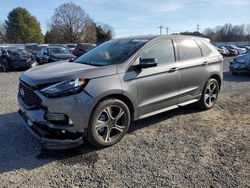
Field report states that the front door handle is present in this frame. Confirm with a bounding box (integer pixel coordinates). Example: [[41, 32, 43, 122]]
[[169, 67, 179, 72]]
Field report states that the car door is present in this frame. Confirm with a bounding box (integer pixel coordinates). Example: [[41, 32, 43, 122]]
[[40, 48, 49, 64], [174, 39, 210, 104], [134, 39, 181, 117]]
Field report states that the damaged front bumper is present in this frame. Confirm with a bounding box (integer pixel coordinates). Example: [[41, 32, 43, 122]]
[[18, 108, 84, 150]]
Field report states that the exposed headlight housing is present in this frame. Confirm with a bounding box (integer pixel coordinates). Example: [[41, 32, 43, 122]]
[[41, 78, 87, 97]]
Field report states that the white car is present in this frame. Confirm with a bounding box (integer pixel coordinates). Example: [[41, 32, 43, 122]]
[[227, 45, 247, 54]]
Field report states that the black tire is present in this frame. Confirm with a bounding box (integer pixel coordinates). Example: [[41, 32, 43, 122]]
[[87, 98, 131, 147], [197, 78, 220, 110], [1, 58, 10, 72]]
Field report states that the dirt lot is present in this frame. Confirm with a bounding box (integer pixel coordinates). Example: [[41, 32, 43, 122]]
[[0, 57, 249, 188]]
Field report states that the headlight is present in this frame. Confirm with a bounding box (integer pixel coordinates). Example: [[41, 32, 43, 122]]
[[41, 78, 87, 97]]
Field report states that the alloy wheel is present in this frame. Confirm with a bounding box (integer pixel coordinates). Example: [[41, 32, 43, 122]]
[[95, 105, 127, 143], [204, 81, 218, 107]]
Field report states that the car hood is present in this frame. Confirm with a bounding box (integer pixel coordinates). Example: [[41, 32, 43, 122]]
[[51, 53, 76, 60], [20, 61, 117, 86], [234, 53, 250, 63]]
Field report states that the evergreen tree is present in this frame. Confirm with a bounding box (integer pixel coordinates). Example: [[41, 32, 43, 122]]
[[5, 7, 44, 43]]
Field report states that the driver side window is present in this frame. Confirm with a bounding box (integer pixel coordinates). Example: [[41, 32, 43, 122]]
[[141, 39, 175, 64]]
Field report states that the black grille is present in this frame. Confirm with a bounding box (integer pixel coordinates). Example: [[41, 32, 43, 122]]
[[19, 82, 42, 108]]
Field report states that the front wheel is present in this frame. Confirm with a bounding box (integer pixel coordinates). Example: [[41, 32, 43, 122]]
[[198, 78, 220, 110], [87, 99, 131, 147]]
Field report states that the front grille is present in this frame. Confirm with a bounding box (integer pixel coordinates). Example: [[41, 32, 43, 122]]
[[19, 82, 42, 108]]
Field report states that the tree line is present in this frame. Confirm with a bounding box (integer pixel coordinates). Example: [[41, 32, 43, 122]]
[[0, 2, 113, 44], [203, 24, 250, 42], [173, 24, 250, 42]]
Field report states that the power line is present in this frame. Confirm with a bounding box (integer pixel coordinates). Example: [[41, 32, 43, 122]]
[[158, 25, 164, 35], [166, 27, 170, 35], [196, 24, 201, 32]]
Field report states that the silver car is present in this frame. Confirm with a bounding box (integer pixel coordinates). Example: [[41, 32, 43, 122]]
[[18, 35, 223, 149]]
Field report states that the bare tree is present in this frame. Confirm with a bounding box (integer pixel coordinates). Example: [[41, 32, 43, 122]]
[[83, 17, 97, 43], [203, 23, 250, 42], [246, 24, 250, 40], [46, 2, 97, 43], [0, 22, 6, 43]]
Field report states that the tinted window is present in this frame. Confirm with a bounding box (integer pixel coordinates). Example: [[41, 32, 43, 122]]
[[49, 47, 70, 54], [141, 39, 175, 64], [196, 40, 212, 56], [176, 39, 202, 60], [41, 48, 45, 54]]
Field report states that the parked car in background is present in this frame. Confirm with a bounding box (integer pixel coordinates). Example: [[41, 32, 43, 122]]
[[72, 43, 95, 57], [223, 46, 239, 56], [237, 45, 250, 50], [65, 44, 76, 53], [216, 46, 230, 56], [25, 44, 42, 57], [229, 52, 250, 75], [36, 45, 76, 65], [245, 46, 250, 50], [0, 46, 36, 72], [226, 45, 247, 54], [18, 35, 223, 149]]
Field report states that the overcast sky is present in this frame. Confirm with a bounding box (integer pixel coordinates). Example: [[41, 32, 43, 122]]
[[0, 0, 249, 37]]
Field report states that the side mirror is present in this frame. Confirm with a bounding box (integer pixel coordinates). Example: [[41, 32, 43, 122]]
[[137, 58, 158, 69]]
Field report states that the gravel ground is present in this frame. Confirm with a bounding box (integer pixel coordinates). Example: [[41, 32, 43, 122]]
[[0, 57, 249, 188]]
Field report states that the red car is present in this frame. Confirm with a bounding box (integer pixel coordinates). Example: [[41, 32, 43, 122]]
[[72, 43, 95, 57]]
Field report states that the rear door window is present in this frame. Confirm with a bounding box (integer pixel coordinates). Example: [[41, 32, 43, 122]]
[[176, 39, 202, 61], [196, 40, 212, 56], [141, 39, 175, 64]]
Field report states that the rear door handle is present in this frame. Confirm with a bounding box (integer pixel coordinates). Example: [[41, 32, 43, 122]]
[[202, 61, 208, 66], [168, 67, 179, 72]]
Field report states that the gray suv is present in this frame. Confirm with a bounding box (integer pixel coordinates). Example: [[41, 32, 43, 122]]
[[18, 35, 223, 149]]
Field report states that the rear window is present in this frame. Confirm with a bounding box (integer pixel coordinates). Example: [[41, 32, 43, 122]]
[[196, 40, 212, 56], [176, 39, 202, 61]]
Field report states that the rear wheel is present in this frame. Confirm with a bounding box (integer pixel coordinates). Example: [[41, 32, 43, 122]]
[[198, 78, 220, 110], [87, 99, 131, 147], [1, 58, 10, 72]]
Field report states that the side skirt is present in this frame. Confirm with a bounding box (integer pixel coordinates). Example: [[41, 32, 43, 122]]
[[138, 99, 199, 119]]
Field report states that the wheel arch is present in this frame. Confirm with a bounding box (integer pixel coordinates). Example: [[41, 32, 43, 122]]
[[209, 74, 222, 89], [91, 92, 137, 121]]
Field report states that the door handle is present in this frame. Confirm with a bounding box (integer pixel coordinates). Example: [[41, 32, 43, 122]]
[[202, 61, 208, 66], [168, 67, 179, 72]]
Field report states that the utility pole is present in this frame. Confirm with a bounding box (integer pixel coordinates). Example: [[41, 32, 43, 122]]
[[196, 24, 200, 33], [158, 25, 163, 35], [166, 27, 170, 35]]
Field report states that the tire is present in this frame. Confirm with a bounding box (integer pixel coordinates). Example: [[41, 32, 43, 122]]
[[197, 78, 220, 110], [87, 98, 131, 147], [1, 58, 10, 72]]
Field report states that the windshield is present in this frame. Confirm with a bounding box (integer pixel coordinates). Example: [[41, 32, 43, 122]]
[[5, 47, 28, 55], [26, 45, 41, 53], [49, 47, 70, 54], [66, 45, 76, 48], [75, 39, 148, 66]]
